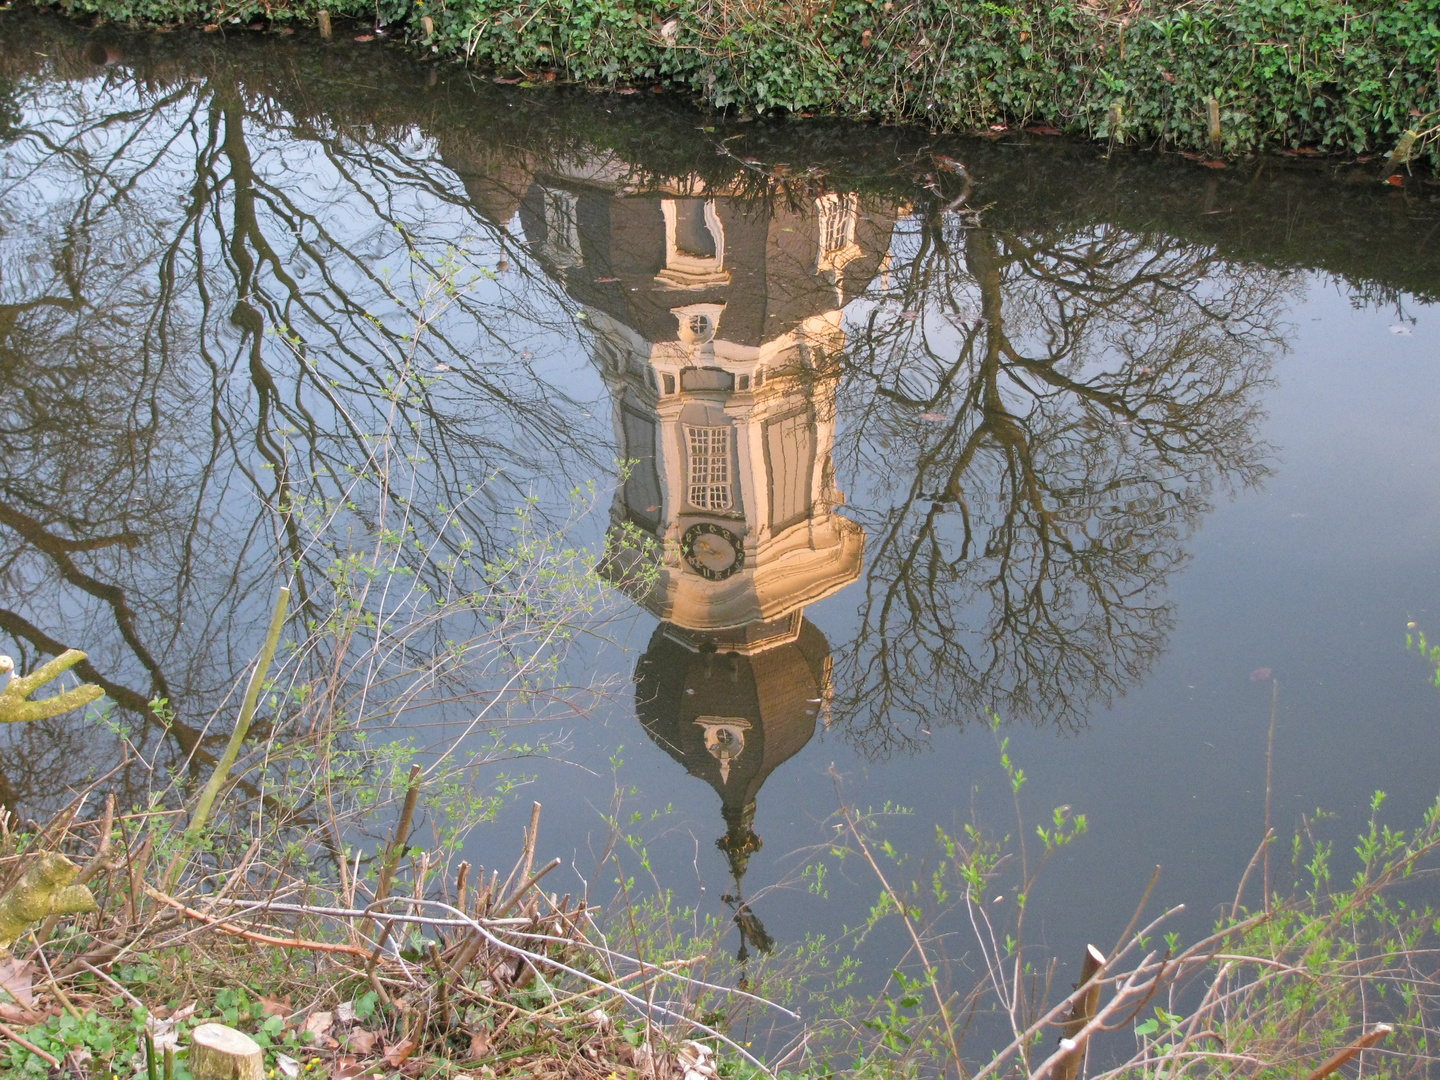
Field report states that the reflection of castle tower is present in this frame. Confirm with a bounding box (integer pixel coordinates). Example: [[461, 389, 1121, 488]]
[[516, 170, 893, 650], [513, 162, 895, 948]]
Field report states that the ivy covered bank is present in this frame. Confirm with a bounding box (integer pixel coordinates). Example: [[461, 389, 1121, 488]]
[[25, 0, 1440, 165]]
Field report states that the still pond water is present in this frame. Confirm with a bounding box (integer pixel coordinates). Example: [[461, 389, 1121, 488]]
[[3, 10, 1440, 999]]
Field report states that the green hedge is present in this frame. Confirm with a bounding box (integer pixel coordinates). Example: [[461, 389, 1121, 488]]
[[32, 0, 1440, 159]]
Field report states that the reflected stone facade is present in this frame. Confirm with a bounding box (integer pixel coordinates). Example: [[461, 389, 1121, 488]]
[[518, 163, 897, 936], [517, 169, 893, 647]]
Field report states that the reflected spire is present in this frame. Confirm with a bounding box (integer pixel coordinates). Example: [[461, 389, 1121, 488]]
[[634, 619, 833, 958]]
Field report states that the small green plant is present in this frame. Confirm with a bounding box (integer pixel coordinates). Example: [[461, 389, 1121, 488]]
[[1408, 621, 1440, 687]]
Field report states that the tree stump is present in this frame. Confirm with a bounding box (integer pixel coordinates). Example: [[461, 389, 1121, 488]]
[[189, 1024, 264, 1080]]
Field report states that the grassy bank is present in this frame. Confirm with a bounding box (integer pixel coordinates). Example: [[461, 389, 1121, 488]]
[[22, 0, 1440, 162], [7, 696, 1440, 1079]]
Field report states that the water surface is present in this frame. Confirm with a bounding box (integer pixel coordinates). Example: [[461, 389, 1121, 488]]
[[3, 9, 1440, 1007]]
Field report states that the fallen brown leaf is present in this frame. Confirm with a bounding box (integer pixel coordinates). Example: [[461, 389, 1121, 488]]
[[348, 1029, 378, 1054], [305, 1010, 334, 1040], [0, 1002, 42, 1025], [384, 1036, 419, 1068], [259, 994, 292, 1018], [468, 1027, 491, 1060], [0, 958, 35, 1010], [331, 1057, 366, 1080]]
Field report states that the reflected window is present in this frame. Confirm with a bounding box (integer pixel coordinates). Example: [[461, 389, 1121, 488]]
[[674, 200, 718, 259], [695, 716, 751, 783], [673, 302, 724, 346], [657, 199, 729, 289], [622, 407, 662, 531], [541, 188, 582, 267], [764, 408, 816, 532], [686, 424, 733, 510], [815, 192, 862, 278]]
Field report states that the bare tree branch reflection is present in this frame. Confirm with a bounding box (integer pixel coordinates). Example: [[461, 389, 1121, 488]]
[[0, 56, 608, 810], [827, 191, 1285, 756]]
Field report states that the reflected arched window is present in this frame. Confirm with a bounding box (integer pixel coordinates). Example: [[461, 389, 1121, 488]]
[[674, 201, 718, 259], [540, 188, 582, 268], [815, 192, 861, 279], [657, 199, 729, 289]]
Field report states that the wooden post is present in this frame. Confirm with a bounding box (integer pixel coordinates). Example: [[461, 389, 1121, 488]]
[[189, 1024, 263, 1080], [1207, 97, 1222, 153], [1055, 944, 1106, 1080], [317, 10, 332, 39], [420, 14, 434, 36], [359, 763, 422, 945], [455, 861, 470, 914]]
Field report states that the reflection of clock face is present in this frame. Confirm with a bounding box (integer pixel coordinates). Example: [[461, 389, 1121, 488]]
[[681, 522, 745, 581]]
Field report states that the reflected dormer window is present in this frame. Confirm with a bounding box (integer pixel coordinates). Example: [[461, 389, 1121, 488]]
[[657, 199, 730, 289], [686, 424, 733, 510], [541, 188, 582, 268], [815, 192, 862, 278], [674, 201, 718, 259], [695, 716, 751, 784]]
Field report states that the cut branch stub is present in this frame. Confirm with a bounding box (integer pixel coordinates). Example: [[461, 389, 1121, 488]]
[[0, 651, 105, 724], [189, 1023, 263, 1080], [1055, 944, 1106, 1080], [0, 852, 98, 953]]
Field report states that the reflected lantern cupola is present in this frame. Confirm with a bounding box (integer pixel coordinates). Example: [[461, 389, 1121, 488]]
[[635, 618, 834, 952]]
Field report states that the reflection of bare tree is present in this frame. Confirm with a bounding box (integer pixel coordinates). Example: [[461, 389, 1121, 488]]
[[0, 63, 605, 811], [0, 31, 1296, 804], [828, 197, 1285, 757]]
